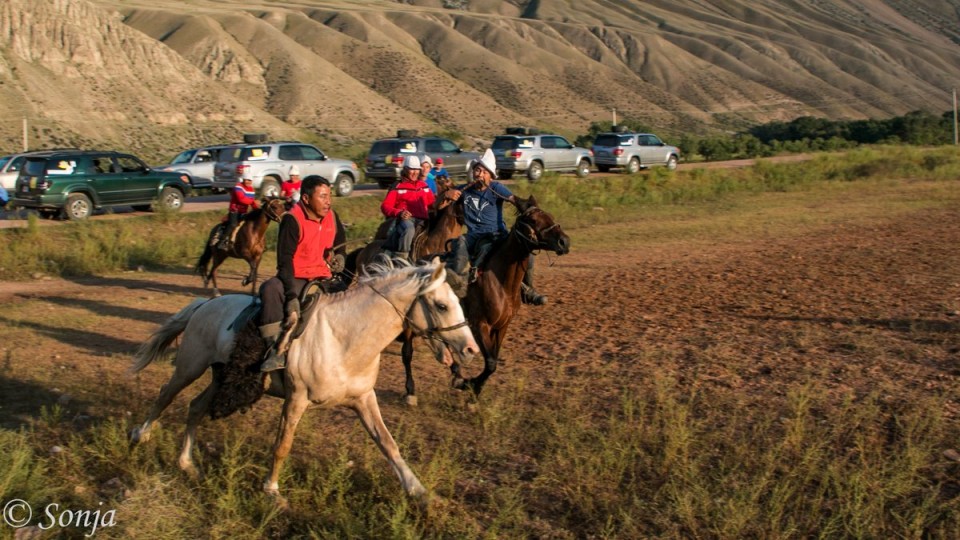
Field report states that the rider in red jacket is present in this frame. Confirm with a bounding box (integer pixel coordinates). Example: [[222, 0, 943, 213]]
[[219, 175, 260, 249], [380, 155, 435, 260]]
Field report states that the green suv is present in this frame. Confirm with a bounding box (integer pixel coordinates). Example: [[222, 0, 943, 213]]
[[12, 150, 191, 220]]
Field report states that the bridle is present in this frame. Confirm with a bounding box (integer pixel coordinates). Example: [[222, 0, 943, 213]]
[[264, 200, 286, 223], [366, 276, 469, 346], [512, 205, 559, 252]]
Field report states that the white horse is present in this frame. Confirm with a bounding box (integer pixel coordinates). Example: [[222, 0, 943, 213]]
[[129, 257, 479, 504]]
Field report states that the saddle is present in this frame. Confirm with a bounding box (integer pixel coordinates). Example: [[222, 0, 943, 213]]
[[209, 277, 349, 419]]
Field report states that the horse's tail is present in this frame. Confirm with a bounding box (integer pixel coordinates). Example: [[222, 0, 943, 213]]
[[196, 228, 216, 279], [129, 298, 208, 374]]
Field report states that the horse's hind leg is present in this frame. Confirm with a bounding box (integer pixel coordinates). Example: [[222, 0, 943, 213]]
[[209, 254, 227, 297], [352, 389, 427, 500], [242, 257, 260, 294], [177, 365, 222, 480], [131, 358, 209, 445]]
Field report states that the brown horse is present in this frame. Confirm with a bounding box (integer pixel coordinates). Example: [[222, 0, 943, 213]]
[[196, 197, 287, 296], [400, 195, 570, 401]]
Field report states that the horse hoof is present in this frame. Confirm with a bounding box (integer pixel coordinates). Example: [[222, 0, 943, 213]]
[[403, 395, 418, 407], [241, 277, 251, 286], [264, 488, 289, 510], [179, 461, 202, 481], [465, 401, 479, 413]]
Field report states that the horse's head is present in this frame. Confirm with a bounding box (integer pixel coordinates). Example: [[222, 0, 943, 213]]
[[262, 197, 287, 222], [513, 195, 571, 255], [408, 257, 479, 367]]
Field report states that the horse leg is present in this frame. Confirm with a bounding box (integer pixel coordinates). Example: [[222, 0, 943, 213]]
[[209, 253, 226, 297], [177, 365, 222, 480], [352, 389, 427, 500], [131, 358, 209, 445], [242, 256, 260, 293], [263, 394, 310, 505], [401, 333, 418, 407], [458, 326, 500, 396]]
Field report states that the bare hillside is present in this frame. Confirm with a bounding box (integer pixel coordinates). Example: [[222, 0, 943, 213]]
[[0, 0, 958, 160]]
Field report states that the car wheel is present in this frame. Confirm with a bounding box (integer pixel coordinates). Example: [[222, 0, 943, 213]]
[[499, 171, 513, 180], [154, 187, 184, 212], [62, 193, 92, 220], [626, 157, 641, 174], [576, 160, 591, 178], [334, 172, 354, 197], [527, 161, 544, 182], [597, 165, 611, 173], [666, 155, 678, 170], [260, 178, 281, 198]]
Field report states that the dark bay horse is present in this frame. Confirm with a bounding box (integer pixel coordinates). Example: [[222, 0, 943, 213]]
[[401, 195, 570, 401], [196, 197, 286, 296]]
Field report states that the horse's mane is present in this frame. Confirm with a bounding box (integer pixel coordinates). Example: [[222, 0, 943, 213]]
[[359, 257, 437, 291]]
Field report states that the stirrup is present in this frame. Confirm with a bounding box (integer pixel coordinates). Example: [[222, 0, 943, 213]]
[[260, 349, 286, 372]]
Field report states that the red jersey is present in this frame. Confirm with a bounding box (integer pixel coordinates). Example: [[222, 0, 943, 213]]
[[229, 183, 259, 213], [380, 179, 435, 220], [281, 179, 302, 200]]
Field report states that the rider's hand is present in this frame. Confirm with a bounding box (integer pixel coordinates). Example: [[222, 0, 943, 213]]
[[400, 210, 412, 220], [446, 189, 461, 201], [283, 298, 300, 328], [328, 253, 345, 273]]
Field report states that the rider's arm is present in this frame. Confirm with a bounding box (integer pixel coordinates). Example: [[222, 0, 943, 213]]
[[276, 213, 300, 302], [380, 188, 401, 218]]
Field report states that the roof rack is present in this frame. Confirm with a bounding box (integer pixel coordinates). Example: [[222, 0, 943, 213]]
[[504, 126, 539, 135], [396, 129, 419, 138]]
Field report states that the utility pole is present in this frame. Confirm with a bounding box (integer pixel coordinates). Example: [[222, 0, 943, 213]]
[[22, 117, 27, 151], [612, 108, 617, 127]]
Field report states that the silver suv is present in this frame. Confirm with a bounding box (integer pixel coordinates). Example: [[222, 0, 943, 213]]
[[364, 131, 480, 188], [492, 130, 592, 182], [213, 142, 358, 197], [154, 144, 237, 190], [592, 131, 680, 174]]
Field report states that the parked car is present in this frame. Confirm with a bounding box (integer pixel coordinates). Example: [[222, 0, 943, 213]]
[[12, 150, 191, 220], [212, 141, 357, 197], [154, 144, 237, 190], [592, 131, 680, 173], [491, 129, 592, 182], [0, 149, 81, 191], [364, 131, 480, 188]]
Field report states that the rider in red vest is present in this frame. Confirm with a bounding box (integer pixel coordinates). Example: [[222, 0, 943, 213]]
[[258, 176, 339, 371]]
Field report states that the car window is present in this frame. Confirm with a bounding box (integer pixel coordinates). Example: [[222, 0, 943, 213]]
[[439, 139, 459, 152], [492, 137, 519, 150], [547, 136, 571, 148], [241, 146, 272, 161], [370, 141, 396, 155], [594, 134, 625, 147], [47, 158, 81, 175], [424, 139, 444, 153], [24, 159, 47, 176], [0, 156, 10, 171], [398, 140, 419, 153], [90, 157, 112, 174], [299, 145, 324, 160], [116, 155, 146, 172], [278, 145, 302, 161], [170, 150, 195, 165]]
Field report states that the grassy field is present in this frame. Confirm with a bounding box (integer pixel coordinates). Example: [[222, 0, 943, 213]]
[[1, 146, 960, 538]]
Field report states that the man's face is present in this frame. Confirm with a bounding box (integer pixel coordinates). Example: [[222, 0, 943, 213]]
[[302, 184, 332, 218], [472, 165, 492, 187], [289, 175, 300, 183], [420, 163, 432, 180], [243, 178, 254, 188], [402, 167, 419, 181]]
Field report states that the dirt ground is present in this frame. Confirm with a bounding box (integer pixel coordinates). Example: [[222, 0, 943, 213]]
[[1, 184, 959, 466]]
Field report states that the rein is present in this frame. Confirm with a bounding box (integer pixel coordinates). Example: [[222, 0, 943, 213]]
[[365, 278, 469, 345], [513, 206, 559, 252]]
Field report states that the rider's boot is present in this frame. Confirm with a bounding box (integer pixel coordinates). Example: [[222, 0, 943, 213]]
[[395, 251, 410, 262], [217, 224, 234, 251], [258, 323, 286, 372], [521, 270, 547, 306]]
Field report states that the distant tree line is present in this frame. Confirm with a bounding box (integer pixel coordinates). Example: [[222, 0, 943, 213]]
[[575, 110, 957, 162]]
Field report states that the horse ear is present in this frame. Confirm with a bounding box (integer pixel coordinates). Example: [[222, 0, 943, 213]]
[[527, 194, 538, 207], [429, 256, 444, 282]]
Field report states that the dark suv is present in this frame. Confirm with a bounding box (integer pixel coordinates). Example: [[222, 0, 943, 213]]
[[364, 132, 480, 188], [12, 150, 191, 220]]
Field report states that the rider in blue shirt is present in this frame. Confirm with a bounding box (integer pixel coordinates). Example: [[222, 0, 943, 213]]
[[451, 149, 547, 306]]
